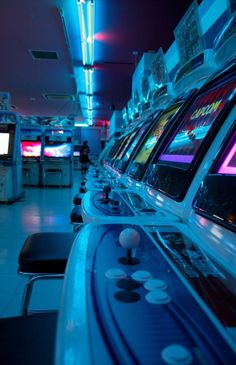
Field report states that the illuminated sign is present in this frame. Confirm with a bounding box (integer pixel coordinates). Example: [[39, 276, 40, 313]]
[[190, 100, 222, 120]]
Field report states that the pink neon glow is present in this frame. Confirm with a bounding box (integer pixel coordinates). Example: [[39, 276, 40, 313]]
[[218, 141, 236, 175], [159, 154, 194, 163], [94, 32, 113, 42]]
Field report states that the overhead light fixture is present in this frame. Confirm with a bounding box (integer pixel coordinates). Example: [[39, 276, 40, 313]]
[[83, 66, 93, 94], [86, 0, 95, 65], [77, 0, 96, 125], [77, 0, 88, 65], [77, 0, 95, 66], [74, 122, 89, 127]]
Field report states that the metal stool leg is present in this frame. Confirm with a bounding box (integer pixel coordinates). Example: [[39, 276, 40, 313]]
[[20, 273, 64, 315]]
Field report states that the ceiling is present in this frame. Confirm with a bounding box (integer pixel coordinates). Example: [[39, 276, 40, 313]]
[[0, 0, 197, 126]]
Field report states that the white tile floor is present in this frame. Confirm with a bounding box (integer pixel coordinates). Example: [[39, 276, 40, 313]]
[[0, 171, 82, 317]]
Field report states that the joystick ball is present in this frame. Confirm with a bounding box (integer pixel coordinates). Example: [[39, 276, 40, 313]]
[[119, 228, 140, 249]]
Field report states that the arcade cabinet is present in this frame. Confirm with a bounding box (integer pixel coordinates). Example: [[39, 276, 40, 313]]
[[42, 129, 73, 187], [21, 128, 42, 186], [56, 122, 236, 365], [0, 111, 23, 203]]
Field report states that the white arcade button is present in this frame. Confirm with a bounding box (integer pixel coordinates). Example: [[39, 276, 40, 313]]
[[162, 344, 193, 364], [105, 268, 127, 280], [145, 290, 171, 304], [131, 270, 153, 282], [144, 279, 167, 291]]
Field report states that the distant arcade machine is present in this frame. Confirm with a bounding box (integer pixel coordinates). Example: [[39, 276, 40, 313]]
[[0, 111, 23, 203], [21, 128, 42, 186], [42, 129, 73, 187]]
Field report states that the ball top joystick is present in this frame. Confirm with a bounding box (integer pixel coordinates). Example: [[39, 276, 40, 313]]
[[119, 228, 140, 265], [103, 184, 111, 201]]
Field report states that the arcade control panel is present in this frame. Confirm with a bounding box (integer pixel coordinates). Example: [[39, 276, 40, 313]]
[[90, 185, 170, 218], [83, 224, 236, 365]]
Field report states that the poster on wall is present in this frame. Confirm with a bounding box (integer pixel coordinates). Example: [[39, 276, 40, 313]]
[[151, 48, 169, 85], [21, 116, 74, 128], [174, 1, 205, 65], [0, 92, 11, 111]]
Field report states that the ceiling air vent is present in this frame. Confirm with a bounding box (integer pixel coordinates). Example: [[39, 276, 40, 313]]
[[43, 94, 75, 101], [30, 50, 59, 60]]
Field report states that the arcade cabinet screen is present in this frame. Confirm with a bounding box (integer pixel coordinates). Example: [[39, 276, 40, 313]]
[[44, 141, 72, 158], [193, 129, 236, 231], [149, 77, 236, 200], [132, 105, 181, 166], [122, 119, 153, 163], [116, 130, 137, 161], [112, 135, 130, 160], [73, 145, 80, 157], [0, 133, 9, 155], [21, 141, 41, 158]]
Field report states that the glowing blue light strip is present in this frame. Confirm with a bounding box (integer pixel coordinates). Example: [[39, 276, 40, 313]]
[[77, 1, 88, 65], [77, 1, 95, 126], [86, 94, 93, 110], [87, 0, 95, 65], [84, 68, 93, 95], [74, 122, 89, 127]]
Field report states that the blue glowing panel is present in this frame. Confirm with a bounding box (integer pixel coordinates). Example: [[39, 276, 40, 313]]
[[44, 142, 72, 158]]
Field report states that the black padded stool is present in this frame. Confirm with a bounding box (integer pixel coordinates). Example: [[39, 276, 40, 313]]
[[0, 312, 57, 365], [18, 232, 76, 315]]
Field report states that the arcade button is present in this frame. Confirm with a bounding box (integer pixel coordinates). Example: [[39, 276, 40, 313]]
[[161, 344, 193, 365], [131, 270, 153, 282], [145, 290, 171, 304], [116, 278, 141, 290], [144, 279, 167, 291], [114, 290, 140, 303], [105, 268, 127, 280]]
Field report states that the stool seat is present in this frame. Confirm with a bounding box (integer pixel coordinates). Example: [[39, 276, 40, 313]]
[[19, 232, 76, 273], [0, 313, 57, 365], [70, 206, 83, 224], [18, 232, 76, 315]]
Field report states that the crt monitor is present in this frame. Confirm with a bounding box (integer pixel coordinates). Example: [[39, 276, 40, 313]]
[[73, 145, 80, 157], [112, 129, 138, 169], [21, 141, 41, 158], [193, 126, 236, 232], [146, 76, 236, 200], [127, 103, 182, 180], [0, 132, 9, 155], [0, 124, 15, 158], [117, 112, 160, 173], [44, 140, 72, 158]]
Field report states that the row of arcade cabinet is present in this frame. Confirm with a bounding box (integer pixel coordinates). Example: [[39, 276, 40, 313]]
[[21, 129, 74, 187], [58, 15, 236, 365]]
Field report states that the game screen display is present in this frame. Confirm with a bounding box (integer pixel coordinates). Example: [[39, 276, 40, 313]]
[[0, 132, 9, 155], [115, 130, 137, 161], [193, 129, 236, 231], [147, 77, 236, 200], [112, 134, 131, 160], [158, 79, 236, 169], [44, 141, 72, 158], [132, 104, 181, 165], [122, 119, 153, 163], [21, 141, 41, 158]]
